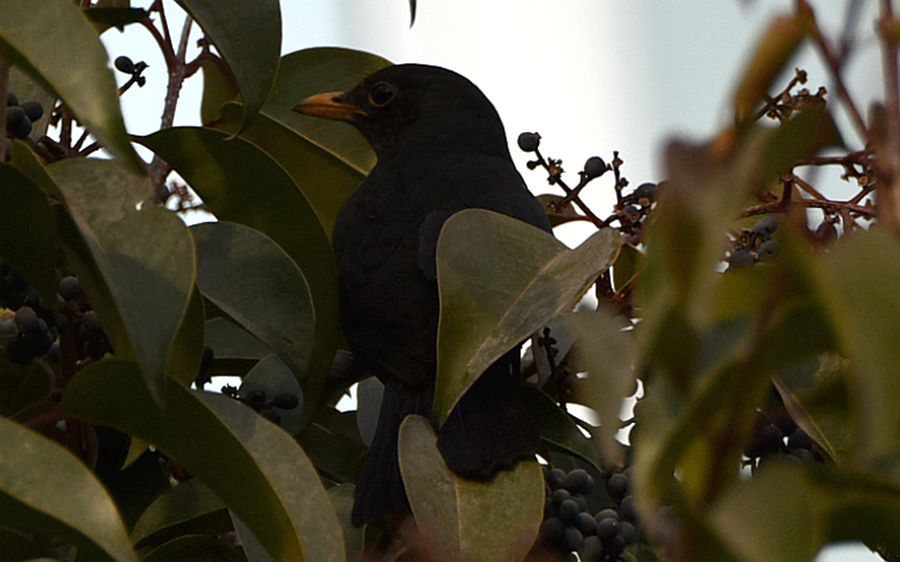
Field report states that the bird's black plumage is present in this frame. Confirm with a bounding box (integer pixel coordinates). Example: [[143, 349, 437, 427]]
[[295, 64, 551, 526]]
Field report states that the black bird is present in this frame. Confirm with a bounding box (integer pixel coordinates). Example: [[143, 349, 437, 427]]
[[294, 64, 552, 526]]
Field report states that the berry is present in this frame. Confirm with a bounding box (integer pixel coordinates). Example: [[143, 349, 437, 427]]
[[788, 428, 813, 450], [620, 495, 638, 521], [633, 182, 658, 204], [271, 392, 299, 410], [551, 488, 571, 506], [58, 276, 82, 301], [583, 156, 607, 179], [571, 493, 588, 512], [114, 55, 136, 74], [575, 511, 597, 536], [596, 508, 618, 521], [14, 306, 40, 333], [563, 527, 584, 551], [6, 106, 32, 138], [558, 499, 580, 523], [20, 101, 43, 122], [549, 468, 566, 488], [583, 536, 604, 560], [727, 248, 754, 269], [620, 521, 636, 545], [596, 516, 620, 539], [0, 318, 16, 336], [540, 517, 564, 541], [82, 310, 102, 331], [517, 132, 540, 152], [6, 91, 18, 107], [562, 468, 593, 494], [757, 239, 778, 261], [606, 473, 629, 499], [606, 534, 627, 557], [752, 216, 779, 237]]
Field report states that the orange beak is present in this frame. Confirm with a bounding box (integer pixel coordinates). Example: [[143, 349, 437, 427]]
[[292, 91, 367, 121]]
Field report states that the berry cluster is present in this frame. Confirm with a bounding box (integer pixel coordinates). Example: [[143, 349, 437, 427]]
[[744, 409, 824, 471], [727, 216, 778, 270], [540, 467, 638, 561], [1, 263, 57, 364], [221, 385, 301, 427], [5, 90, 44, 142]]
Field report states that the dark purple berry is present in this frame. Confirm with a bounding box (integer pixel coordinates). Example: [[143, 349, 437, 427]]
[[517, 132, 540, 152], [549, 468, 566, 488], [583, 156, 607, 179], [58, 276, 82, 301], [562, 468, 593, 494], [727, 248, 754, 269], [20, 101, 43, 122], [6, 91, 18, 107], [0, 318, 16, 336], [558, 499, 580, 523], [551, 488, 571, 506], [6, 106, 32, 138], [114, 55, 136, 74], [606, 473, 629, 499], [752, 216, 779, 237], [620, 521, 636, 545], [540, 517, 564, 540], [563, 526, 584, 551], [620, 495, 638, 521], [596, 516, 620, 539], [575, 511, 597, 536], [14, 306, 40, 333]]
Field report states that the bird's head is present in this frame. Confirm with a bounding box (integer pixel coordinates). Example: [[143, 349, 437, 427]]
[[293, 64, 508, 158]]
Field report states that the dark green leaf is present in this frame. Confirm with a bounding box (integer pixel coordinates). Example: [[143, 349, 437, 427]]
[[200, 57, 238, 125], [193, 222, 314, 380], [48, 158, 195, 403], [167, 288, 206, 387], [84, 7, 149, 33], [131, 479, 226, 547], [141, 534, 243, 562], [204, 316, 271, 375], [398, 415, 543, 562], [0, 417, 137, 562], [536, 194, 584, 227], [434, 209, 620, 424], [61, 359, 345, 562], [355, 376, 384, 448], [521, 386, 604, 471], [174, 0, 281, 129], [0, 164, 59, 307], [0, 0, 143, 172], [327, 484, 364, 561]]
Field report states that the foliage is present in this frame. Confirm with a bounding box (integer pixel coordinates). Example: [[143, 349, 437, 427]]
[[0, 1, 898, 561]]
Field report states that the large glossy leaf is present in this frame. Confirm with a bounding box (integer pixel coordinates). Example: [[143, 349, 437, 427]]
[[816, 231, 900, 465], [710, 464, 900, 561], [327, 484, 364, 562], [175, 0, 281, 129], [167, 288, 206, 387], [48, 159, 195, 403], [434, 209, 620, 424], [0, 417, 137, 562], [200, 57, 239, 125], [398, 415, 544, 562], [61, 360, 345, 562], [141, 534, 244, 562], [0, 164, 59, 306], [193, 222, 314, 380], [356, 376, 384, 448], [204, 316, 271, 375], [141, 127, 337, 416], [131, 479, 226, 546], [0, 0, 143, 172]]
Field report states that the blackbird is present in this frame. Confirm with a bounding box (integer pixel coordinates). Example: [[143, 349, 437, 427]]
[[294, 64, 552, 526]]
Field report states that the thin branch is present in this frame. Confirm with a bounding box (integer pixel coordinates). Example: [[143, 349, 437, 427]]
[[742, 197, 875, 219], [877, 0, 900, 231]]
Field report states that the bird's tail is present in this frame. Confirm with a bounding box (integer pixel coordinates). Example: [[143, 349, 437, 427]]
[[437, 348, 539, 478], [352, 382, 424, 527]]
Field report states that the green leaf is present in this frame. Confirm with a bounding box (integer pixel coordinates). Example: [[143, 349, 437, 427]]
[[141, 127, 337, 417], [733, 12, 811, 120], [0, 164, 59, 307], [200, 57, 238, 125], [204, 316, 271, 374], [327, 484, 365, 562], [167, 288, 206, 387], [817, 230, 900, 465], [356, 376, 384, 447], [84, 7, 149, 34], [193, 222, 314, 380], [520, 386, 604, 472], [566, 309, 637, 467], [0, 0, 143, 173], [61, 359, 345, 562], [239, 354, 305, 436], [434, 209, 620, 424], [48, 158, 195, 403], [299, 409, 366, 484], [0, 417, 137, 562], [0, 359, 52, 418], [131, 479, 226, 547], [398, 415, 544, 562], [536, 194, 584, 227], [710, 464, 900, 561], [141, 534, 244, 562], [612, 243, 642, 292], [174, 0, 281, 129]]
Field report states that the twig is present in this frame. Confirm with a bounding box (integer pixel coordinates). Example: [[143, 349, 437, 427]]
[[532, 147, 607, 227], [877, 0, 900, 231], [742, 197, 875, 219]]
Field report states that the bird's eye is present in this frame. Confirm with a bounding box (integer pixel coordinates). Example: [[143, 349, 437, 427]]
[[368, 82, 396, 107]]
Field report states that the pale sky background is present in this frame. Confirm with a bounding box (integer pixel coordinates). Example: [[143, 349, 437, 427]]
[[101, 2, 883, 560]]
